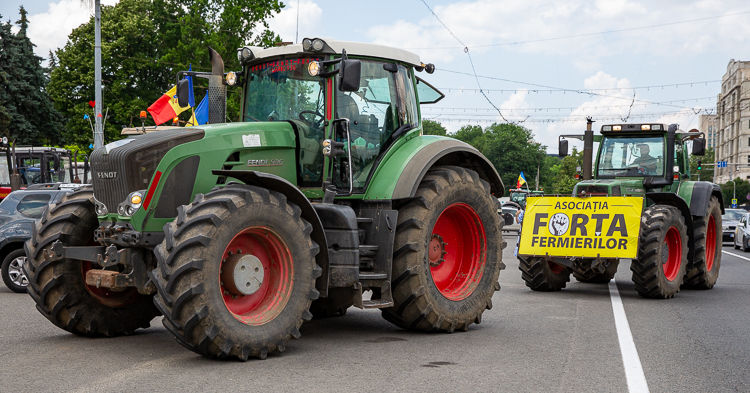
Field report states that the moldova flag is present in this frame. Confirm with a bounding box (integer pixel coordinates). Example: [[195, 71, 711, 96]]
[[517, 171, 527, 188], [147, 85, 190, 125]]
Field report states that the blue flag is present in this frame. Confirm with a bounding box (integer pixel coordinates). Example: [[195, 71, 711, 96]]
[[187, 64, 196, 108], [194, 94, 208, 125]]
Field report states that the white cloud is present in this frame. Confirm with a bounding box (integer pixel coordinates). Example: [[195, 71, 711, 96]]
[[27, 0, 118, 57], [366, 0, 750, 62], [266, 0, 322, 43]]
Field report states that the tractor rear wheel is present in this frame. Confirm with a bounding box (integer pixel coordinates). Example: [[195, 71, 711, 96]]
[[24, 187, 158, 336], [684, 196, 721, 289], [151, 184, 320, 360], [631, 205, 688, 298], [519, 257, 571, 291], [382, 166, 504, 332], [572, 259, 618, 284]]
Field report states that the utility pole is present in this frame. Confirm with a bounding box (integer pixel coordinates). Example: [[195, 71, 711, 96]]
[[93, 0, 103, 149]]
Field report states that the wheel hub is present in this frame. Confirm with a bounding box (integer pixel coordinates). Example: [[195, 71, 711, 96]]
[[222, 254, 264, 296], [428, 234, 447, 267], [8, 256, 28, 287]]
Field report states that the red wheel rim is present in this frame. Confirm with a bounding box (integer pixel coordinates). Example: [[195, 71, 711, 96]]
[[705, 215, 716, 271], [663, 226, 682, 281], [220, 227, 294, 326], [548, 262, 565, 274], [81, 262, 139, 308], [429, 203, 487, 301]]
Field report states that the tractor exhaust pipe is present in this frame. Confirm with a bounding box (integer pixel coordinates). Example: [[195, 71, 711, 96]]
[[207, 47, 226, 124], [582, 117, 594, 180]]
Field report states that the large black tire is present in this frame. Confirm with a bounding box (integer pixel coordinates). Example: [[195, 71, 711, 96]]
[[519, 257, 571, 291], [631, 205, 688, 299], [382, 166, 504, 332], [2, 249, 28, 293], [684, 196, 721, 289], [24, 187, 158, 336], [310, 288, 353, 319], [151, 184, 321, 360], [572, 259, 618, 284]]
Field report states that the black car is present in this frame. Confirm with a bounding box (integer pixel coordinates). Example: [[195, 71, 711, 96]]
[[0, 188, 72, 292]]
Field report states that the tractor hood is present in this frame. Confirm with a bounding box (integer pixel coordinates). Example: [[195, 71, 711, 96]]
[[574, 178, 646, 197], [96, 121, 299, 215]]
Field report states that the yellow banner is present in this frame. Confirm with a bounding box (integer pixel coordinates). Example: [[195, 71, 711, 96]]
[[518, 196, 644, 259]]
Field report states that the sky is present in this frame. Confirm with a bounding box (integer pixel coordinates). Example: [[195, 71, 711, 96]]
[[2, 0, 749, 153]]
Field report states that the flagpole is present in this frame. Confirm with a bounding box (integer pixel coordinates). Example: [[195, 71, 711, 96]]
[[93, 0, 103, 149]]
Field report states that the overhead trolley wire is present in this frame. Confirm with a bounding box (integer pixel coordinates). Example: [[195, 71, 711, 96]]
[[418, 0, 518, 124]]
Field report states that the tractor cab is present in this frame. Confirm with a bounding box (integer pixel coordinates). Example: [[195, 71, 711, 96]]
[[559, 123, 706, 197], [509, 188, 544, 209]]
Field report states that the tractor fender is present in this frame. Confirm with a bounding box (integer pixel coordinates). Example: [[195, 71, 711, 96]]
[[212, 169, 330, 296], [391, 138, 504, 199], [690, 182, 725, 215], [646, 192, 693, 228]]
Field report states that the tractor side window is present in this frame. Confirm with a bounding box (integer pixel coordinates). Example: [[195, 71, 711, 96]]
[[336, 61, 418, 190], [416, 77, 444, 104], [16, 194, 51, 218]]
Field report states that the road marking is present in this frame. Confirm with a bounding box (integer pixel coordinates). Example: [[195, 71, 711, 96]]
[[609, 280, 650, 393], [722, 250, 750, 262]]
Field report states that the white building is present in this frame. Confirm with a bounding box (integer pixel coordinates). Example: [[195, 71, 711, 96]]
[[713, 60, 750, 184]]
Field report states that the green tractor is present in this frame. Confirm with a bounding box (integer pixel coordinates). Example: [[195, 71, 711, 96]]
[[509, 188, 544, 210], [24, 39, 506, 360], [519, 122, 722, 298]]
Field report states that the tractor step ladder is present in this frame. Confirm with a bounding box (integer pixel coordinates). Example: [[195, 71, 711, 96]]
[[354, 209, 397, 309]]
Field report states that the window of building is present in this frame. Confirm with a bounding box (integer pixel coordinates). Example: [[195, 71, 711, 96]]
[[747, 155, 750, 164]]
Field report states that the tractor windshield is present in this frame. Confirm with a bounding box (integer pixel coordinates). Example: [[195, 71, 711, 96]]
[[244, 57, 325, 127], [597, 136, 664, 177]]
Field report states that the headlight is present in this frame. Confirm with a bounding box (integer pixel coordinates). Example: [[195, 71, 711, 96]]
[[237, 46, 254, 64], [308, 61, 320, 76], [118, 190, 145, 217], [225, 71, 237, 86]]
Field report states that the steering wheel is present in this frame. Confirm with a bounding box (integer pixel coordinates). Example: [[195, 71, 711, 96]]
[[298, 110, 325, 128]]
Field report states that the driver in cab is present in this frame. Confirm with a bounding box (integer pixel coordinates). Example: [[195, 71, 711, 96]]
[[630, 144, 658, 174]]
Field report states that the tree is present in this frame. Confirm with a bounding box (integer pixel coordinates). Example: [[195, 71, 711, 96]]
[[549, 148, 582, 195], [49, 0, 282, 147], [453, 123, 548, 195], [689, 147, 714, 182], [720, 178, 750, 208], [422, 119, 447, 136], [0, 7, 62, 145]]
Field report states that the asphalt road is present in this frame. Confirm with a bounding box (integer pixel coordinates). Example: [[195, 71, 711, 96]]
[[1, 240, 748, 393]]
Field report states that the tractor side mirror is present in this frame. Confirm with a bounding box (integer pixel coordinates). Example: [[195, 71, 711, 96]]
[[176, 78, 190, 108], [692, 138, 706, 156], [339, 59, 361, 92], [558, 139, 569, 157]]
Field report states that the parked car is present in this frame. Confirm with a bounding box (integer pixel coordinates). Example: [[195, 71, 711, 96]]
[[722, 208, 745, 244], [734, 212, 750, 251], [498, 200, 521, 226], [0, 187, 73, 292]]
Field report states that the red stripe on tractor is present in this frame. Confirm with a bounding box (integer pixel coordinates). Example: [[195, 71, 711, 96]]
[[325, 78, 333, 120], [142, 171, 162, 210]]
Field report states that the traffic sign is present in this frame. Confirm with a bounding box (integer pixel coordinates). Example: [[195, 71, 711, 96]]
[[732, 198, 738, 207], [717, 161, 727, 168]]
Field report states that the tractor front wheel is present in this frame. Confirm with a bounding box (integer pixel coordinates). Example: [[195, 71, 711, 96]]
[[519, 257, 571, 291], [151, 184, 320, 360], [631, 205, 688, 298], [382, 166, 504, 332], [24, 187, 158, 336], [572, 259, 618, 284], [684, 196, 721, 289]]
